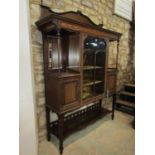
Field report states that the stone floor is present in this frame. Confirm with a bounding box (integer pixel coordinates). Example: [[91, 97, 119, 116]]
[[39, 110, 135, 155]]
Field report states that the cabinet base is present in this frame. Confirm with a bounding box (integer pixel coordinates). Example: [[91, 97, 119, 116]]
[[46, 101, 111, 154]]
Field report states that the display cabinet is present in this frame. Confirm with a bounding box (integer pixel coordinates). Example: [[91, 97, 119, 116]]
[[36, 5, 121, 154]]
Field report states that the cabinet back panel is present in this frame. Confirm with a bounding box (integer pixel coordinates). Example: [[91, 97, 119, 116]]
[[68, 34, 80, 67]]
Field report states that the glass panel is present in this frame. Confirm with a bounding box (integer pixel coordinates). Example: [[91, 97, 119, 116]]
[[82, 37, 106, 100]]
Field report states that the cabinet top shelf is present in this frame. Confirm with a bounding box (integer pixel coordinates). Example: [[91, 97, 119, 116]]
[[47, 71, 80, 78], [83, 66, 103, 70], [83, 80, 103, 86]]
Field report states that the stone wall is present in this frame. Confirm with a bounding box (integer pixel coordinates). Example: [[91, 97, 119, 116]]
[[29, 0, 135, 143]]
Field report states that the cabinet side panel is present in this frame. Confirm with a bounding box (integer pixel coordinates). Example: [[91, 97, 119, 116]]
[[45, 76, 59, 111], [107, 71, 117, 94]]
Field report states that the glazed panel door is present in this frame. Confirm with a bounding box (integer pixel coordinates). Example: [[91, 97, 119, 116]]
[[82, 36, 107, 100]]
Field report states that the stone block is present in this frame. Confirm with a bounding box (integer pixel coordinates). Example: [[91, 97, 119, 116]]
[[105, 8, 112, 15], [101, 0, 106, 4], [42, 0, 53, 7], [73, 0, 81, 3], [38, 128, 47, 138], [107, 1, 113, 9], [31, 26, 43, 46], [35, 82, 45, 95], [38, 96, 46, 106], [94, 5, 98, 11], [84, 7, 93, 15], [38, 135, 46, 143], [30, 0, 41, 4], [102, 17, 108, 25], [90, 16, 99, 25], [64, 5, 78, 12], [125, 23, 130, 29], [35, 73, 44, 83], [34, 54, 43, 64], [55, 0, 65, 8], [34, 60, 44, 71], [38, 108, 46, 128], [81, 0, 93, 8], [30, 4, 41, 26], [72, 2, 81, 8], [51, 8, 64, 13], [37, 104, 45, 114]]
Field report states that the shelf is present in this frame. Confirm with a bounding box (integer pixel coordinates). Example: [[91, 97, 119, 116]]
[[82, 93, 104, 100], [82, 94, 93, 100], [83, 80, 103, 86], [67, 66, 80, 69], [83, 66, 103, 70], [50, 102, 104, 139]]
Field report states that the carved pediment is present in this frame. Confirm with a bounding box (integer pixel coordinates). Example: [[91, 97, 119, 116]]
[[36, 5, 121, 41], [39, 5, 103, 27]]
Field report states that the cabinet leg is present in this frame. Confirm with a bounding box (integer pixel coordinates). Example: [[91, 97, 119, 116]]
[[58, 114, 64, 154], [46, 106, 50, 141], [112, 94, 116, 120], [99, 99, 102, 107], [99, 99, 102, 113]]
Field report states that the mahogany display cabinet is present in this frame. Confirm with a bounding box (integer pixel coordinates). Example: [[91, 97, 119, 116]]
[[36, 5, 121, 154]]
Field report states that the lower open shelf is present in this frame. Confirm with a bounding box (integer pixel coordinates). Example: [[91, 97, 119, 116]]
[[49, 103, 111, 139]]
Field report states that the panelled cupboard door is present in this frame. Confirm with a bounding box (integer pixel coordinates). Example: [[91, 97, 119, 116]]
[[61, 77, 80, 110]]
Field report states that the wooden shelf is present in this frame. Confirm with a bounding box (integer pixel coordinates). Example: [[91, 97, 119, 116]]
[[83, 66, 103, 70], [67, 66, 80, 69], [82, 93, 104, 100], [83, 80, 103, 86], [82, 94, 93, 99]]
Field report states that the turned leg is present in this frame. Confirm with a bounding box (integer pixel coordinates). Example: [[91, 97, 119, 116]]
[[45, 106, 50, 141], [58, 114, 64, 154], [112, 93, 116, 120], [99, 99, 102, 113]]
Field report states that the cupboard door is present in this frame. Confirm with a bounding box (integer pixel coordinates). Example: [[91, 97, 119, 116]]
[[61, 77, 80, 110]]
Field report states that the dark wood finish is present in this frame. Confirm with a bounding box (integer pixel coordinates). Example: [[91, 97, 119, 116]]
[[45, 73, 81, 114], [107, 68, 117, 95], [50, 102, 109, 139], [36, 5, 121, 41], [112, 93, 116, 120], [58, 114, 64, 154], [36, 5, 122, 154], [45, 106, 50, 141]]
